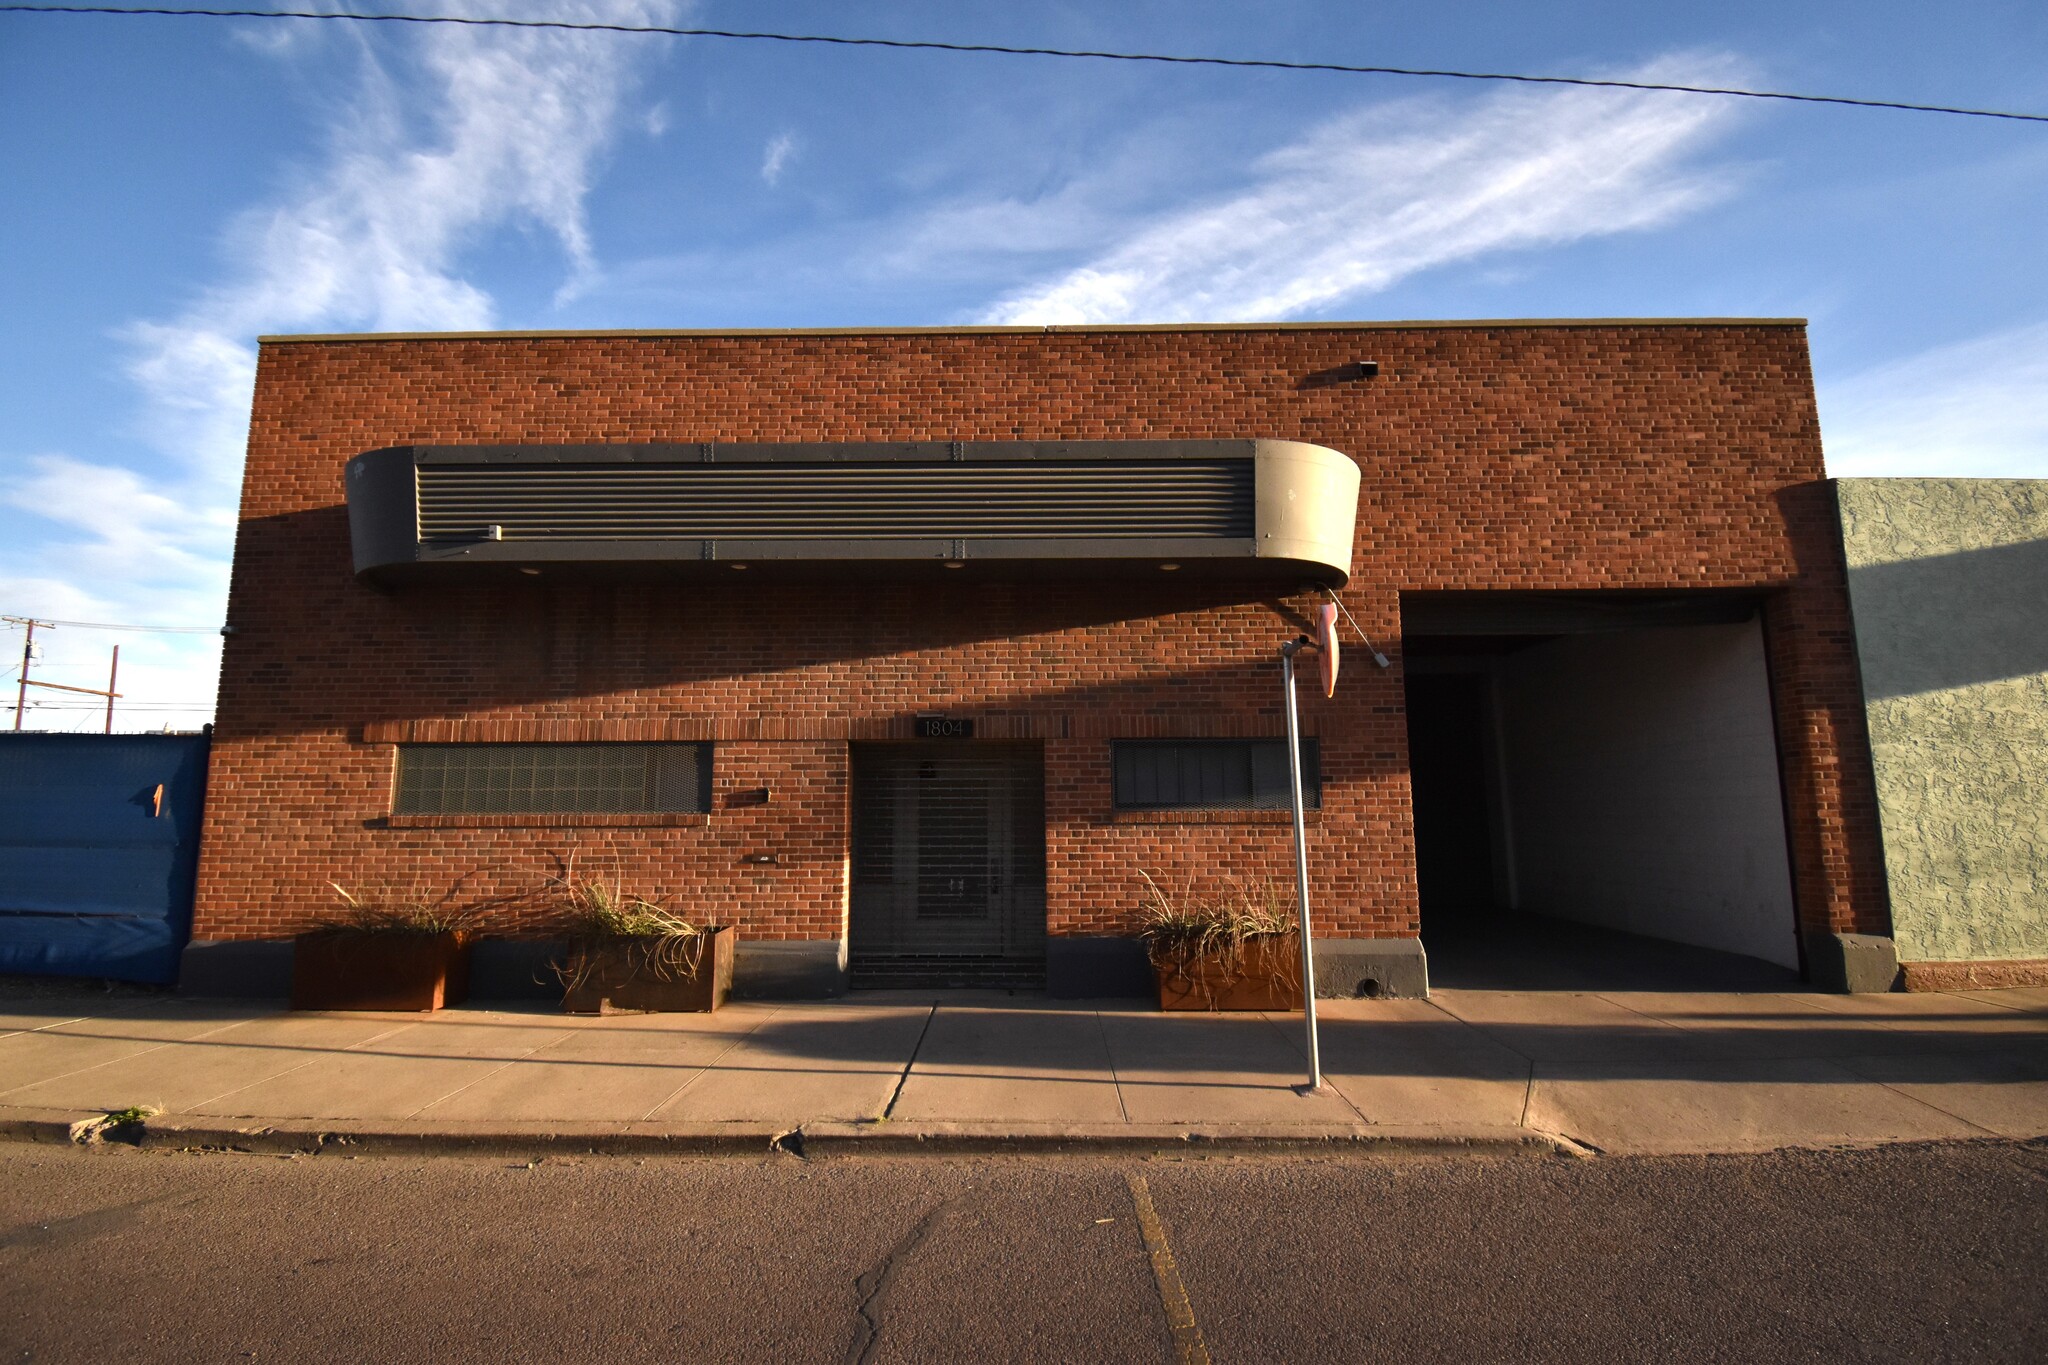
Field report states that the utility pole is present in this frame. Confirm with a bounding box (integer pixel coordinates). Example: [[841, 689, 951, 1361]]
[[6, 617, 54, 732], [6, 619, 122, 732]]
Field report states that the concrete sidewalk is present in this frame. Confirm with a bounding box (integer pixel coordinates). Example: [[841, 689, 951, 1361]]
[[2, 983, 2044, 1158]]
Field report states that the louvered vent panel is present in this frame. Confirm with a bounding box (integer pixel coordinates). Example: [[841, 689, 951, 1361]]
[[415, 461, 1253, 542]]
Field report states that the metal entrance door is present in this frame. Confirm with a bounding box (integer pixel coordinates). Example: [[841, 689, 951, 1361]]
[[849, 743, 1047, 989]]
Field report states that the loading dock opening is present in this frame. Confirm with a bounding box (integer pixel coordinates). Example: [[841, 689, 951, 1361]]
[[1402, 591, 1802, 992]]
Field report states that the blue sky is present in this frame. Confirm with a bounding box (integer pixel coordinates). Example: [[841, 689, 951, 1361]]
[[2, 1, 2044, 729]]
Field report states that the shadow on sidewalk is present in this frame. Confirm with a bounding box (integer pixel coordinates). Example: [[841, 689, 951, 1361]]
[[3, 987, 2044, 1095]]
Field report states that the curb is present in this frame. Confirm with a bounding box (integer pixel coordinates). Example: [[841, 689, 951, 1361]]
[[0, 1108, 1578, 1161]]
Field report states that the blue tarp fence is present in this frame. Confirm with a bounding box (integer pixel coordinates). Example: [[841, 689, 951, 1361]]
[[0, 731, 211, 984]]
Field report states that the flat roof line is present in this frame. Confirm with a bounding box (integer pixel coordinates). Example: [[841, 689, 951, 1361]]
[[259, 318, 1809, 344]]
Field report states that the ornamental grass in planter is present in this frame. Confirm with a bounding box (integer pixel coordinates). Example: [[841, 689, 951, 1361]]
[[291, 885, 475, 1012], [1136, 873, 1303, 1012], [552, 876, 734, 1015]]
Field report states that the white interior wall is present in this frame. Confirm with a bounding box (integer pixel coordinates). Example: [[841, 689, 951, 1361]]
[[1496, 619, 1800, 968]]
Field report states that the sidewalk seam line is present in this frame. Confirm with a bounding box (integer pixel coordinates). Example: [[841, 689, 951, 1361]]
[[184, 1056, 327, 1115], [1095, 1009, 1131, 1123], [1593, 992, 1707, 1032], [404, 1029, 574, 1119], [175, 1021, 421, 1114], [1257, 1011, 1370, 1122], [1942, 989, 2034, 1015], [20, 1015, 88, 1034], [0, 1036, 189, 1099], [639, 1005, 786, 1121], [1859, 1073, 2008, 1139], [881, 1002, 938, 1120], [1426, 996, 1539, 1065], [0, 1011, 289, 1102]]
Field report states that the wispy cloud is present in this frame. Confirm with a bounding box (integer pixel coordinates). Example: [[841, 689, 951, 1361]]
[[761, 131, 797, 186], [1, 1, 682, 728], [1820, 321, 2048, 478], [979, 55, 1750, 325]]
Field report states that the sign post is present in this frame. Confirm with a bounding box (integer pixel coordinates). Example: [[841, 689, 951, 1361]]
[[1281, 601, 1340, 1093]]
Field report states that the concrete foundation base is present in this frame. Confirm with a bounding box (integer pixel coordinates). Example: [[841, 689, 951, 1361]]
[[1804, 931, 1901, 993], [1047, 937, 1152, 998], [177, 939, 293, 998], [469, 940, 563, 1000], [732, 939, 848, 999], [1313, 937, 1430, 999]]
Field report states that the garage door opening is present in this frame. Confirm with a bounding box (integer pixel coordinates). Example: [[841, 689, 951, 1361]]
[[1402, 591, 1802, 992]]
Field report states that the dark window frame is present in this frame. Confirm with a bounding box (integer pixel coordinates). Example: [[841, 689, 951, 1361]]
[[1111, 739, 1321, 812], [392, 742, 712, 816]]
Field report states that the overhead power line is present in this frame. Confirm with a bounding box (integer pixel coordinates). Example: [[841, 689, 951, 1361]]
[[6, 5, 2046, 125], [26, 705, 212, 711], [21, 698, 213, 708], [2, 615, 220, 634]]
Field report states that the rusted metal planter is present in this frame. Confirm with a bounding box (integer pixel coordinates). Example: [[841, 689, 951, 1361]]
[[291, 931, 471, 1011], [560, 926, 736, 1014], [1151, 933, 1303, 1011]]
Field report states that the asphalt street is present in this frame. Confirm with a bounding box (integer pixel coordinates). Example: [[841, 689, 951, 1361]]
[[2, 1140, 2044, 1364]]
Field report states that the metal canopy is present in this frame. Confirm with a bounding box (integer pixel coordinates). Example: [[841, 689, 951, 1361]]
[[345, 440, 1360, 586]]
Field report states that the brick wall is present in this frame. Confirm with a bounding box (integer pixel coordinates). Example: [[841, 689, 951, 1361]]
[[193, 322, 1889, 947]]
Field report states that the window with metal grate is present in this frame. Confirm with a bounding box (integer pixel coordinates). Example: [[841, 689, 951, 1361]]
[[1111, 739, 1320, 811], [392, 743, 712, 815]]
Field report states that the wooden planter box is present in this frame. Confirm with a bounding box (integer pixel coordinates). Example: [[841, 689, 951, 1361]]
[[560, 926, 736, 1014], [1152, 933, 1303, 1011], [291, 931, 471, 1011]]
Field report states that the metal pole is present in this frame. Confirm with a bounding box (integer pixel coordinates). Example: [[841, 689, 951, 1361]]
[[105, 645, 119, 735], [1281, 638, 1322, 1092]]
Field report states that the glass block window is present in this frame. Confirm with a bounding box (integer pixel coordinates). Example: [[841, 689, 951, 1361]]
[[393, 743, 711, 815], [1112, 739, 1320, 811]]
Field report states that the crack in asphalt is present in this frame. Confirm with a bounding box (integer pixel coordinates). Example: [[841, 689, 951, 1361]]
[[842, 1197, 956, 1365]]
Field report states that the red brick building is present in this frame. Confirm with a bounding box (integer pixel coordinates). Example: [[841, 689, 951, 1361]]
[[183, 320, 1894, 998]]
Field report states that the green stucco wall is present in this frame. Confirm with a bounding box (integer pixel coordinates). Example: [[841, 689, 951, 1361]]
[[1836, 479, 2048, 964]]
